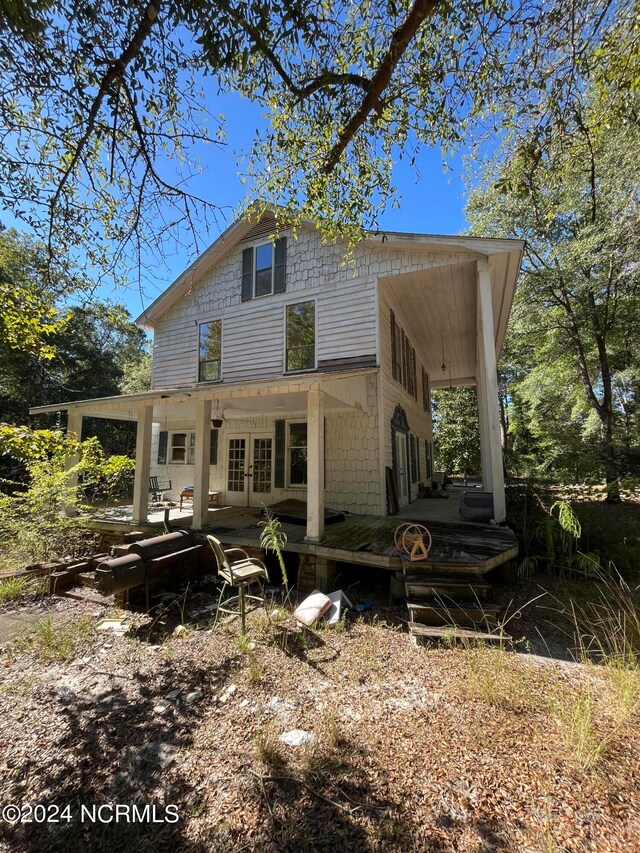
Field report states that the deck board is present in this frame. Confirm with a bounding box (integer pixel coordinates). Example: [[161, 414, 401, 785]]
[[205, 507, 518, 574]]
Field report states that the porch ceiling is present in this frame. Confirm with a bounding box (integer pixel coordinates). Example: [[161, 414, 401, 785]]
[[380, 250, 520, 387]]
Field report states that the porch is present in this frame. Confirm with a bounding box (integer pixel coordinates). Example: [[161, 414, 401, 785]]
[[88, 491, 518, 576]]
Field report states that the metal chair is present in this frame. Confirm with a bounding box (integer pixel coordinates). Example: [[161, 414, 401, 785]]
[[206, 535, 269, 633], [149, 475, 172, 501]]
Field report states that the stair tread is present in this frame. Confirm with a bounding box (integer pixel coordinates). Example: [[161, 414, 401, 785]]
[[400, 574, 490, 586], [408, 622, 510, 642], [406, 599, 500, 612]]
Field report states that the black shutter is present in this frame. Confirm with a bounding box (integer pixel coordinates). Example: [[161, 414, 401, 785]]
[[390, 310, 397, 380], [241, 247, 253, 302], [210, 429, 218, 465], [158, 430, 168, 465], [274, 237, 287, 293], [274, 419, 286, 488]]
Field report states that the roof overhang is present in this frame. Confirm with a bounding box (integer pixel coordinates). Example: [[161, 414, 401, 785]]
[[29, 369, 376, 423]]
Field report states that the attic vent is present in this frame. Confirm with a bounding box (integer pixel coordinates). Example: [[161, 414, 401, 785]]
[[242, 215, 279, 244]]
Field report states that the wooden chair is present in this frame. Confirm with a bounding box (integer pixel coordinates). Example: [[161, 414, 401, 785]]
[[206, 535, 269, 633], [149, 476, 172, 501]]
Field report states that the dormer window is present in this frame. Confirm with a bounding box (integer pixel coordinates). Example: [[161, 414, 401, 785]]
[[241, 237, 287, 301]]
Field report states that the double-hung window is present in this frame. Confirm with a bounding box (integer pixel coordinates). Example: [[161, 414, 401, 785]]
[[286, 301, 315, 372], [170, 432, 195, 464], [198, 320, 222, 382], [241, 237, 287, 301]]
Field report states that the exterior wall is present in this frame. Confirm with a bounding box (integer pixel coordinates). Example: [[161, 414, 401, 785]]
[[150, 222, 475, 391], [148, 373, 382, 515], [379, 286, 433, 503]]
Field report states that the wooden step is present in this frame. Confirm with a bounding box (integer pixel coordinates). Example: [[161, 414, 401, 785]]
[[63, 586, 115, 607], [408, 622, 511, 645], [402, 575, 490, 601], [406, 599, 501, 628]]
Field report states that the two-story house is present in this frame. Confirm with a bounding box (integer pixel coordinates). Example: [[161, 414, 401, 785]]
[[30, 210, 523, 541]]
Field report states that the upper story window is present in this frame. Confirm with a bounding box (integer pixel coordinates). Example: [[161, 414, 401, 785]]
[[241, 237, 287, 301], [286, 301, 315, 372], [198, 320, 222, 382]]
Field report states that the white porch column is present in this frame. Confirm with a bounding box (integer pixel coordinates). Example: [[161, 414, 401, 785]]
[[63, 409, 83, 517], [475, 340, 493, 493], [477, 259, 506, 522], [132, 404, 154, 525], [306, 385, 325, 542], [192, 398, 212, 530]]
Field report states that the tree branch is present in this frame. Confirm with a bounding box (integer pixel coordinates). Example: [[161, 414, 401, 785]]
[[322, 0, 441, 174]]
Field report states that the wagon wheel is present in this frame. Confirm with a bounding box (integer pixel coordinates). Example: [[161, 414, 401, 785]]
[[393, 522, 414, 552], [401, 523, 432, 562]]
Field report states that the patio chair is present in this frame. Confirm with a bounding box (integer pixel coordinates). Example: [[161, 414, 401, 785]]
[[149, 475, 172, 501], [206, 535, 269, 633]]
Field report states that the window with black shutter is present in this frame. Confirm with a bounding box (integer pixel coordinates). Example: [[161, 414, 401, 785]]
[[241, 238, 287, 300]]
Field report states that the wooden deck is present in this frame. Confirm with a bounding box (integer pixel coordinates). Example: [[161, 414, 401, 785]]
[[205, 506, 518, 575]]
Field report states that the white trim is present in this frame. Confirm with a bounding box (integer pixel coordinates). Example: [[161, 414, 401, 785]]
[[168, 430, 196, 465]]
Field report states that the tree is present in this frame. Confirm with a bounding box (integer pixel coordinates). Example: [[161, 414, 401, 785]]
[[432, 387, 481, 482], [0, 0, 632, 278], [467, 89, 640, 497]]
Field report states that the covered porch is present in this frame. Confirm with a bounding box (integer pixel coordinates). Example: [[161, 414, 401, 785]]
[[30, 370, 375, 542], [379, 242, 523, 522]]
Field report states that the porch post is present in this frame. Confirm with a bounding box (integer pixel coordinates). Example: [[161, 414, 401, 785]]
[[477, 259, 506, 522], [132, 404, 154, 525], [192, 398, 212, 530], [64, 408, 83, 517], [306, 385, 325, 542], [475, 341, 493, 493]]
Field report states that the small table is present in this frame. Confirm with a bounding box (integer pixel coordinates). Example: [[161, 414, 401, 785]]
[[179, 490, 221, 510]]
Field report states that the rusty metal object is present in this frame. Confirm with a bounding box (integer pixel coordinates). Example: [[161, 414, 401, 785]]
[[128, 530, 194, 561], [94, 554, 146, 595]]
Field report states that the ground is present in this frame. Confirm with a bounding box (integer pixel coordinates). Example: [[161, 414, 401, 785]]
[[0, 582, 639, 853]]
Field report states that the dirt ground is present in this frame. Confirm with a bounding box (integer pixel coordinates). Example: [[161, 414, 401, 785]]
[[0, 578, 639, 853]]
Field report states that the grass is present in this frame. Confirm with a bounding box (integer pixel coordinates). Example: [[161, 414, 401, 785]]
[[19, 614, 95, 663], [0, 576, 28, 603], [461, 643, 560, 713]]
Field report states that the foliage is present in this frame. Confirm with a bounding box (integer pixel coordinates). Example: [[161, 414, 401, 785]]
[[0, 227, 73, 360], [0, 1, 634, 276], [467, 75, 640, 495], [0, 425, 133, 566], [0, 577, 27, 603], [259, 510, 289, 590], [432, 387, 481, 481], [19, 615, 95, 663]]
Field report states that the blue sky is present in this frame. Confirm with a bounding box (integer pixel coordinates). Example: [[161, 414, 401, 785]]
[[3, 88, 470, 321]]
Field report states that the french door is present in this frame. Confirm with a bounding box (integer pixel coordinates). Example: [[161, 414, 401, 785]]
[[226, 434, 274, 507]]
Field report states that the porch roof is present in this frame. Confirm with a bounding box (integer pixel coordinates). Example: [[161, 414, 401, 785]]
[[28, 368, 375, 423]]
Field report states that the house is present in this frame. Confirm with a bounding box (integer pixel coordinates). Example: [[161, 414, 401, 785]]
[[30, 210, 523, 541]]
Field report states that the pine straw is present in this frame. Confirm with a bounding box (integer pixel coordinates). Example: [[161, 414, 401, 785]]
[[0, 599, 639, 852]]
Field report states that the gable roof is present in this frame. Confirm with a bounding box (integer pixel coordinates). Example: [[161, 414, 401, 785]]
[[135, 207, 524, 330]]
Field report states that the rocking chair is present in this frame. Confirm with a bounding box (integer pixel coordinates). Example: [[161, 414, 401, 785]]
[[206, 536, 269, 633]]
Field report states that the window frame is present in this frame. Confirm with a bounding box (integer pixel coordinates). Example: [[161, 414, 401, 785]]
[[286, 420, 308, 487], [284, 298, 316, 374], [169, 431, 196, 465], [197, 318, 223, 384], [253, 241, 275, 298]]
